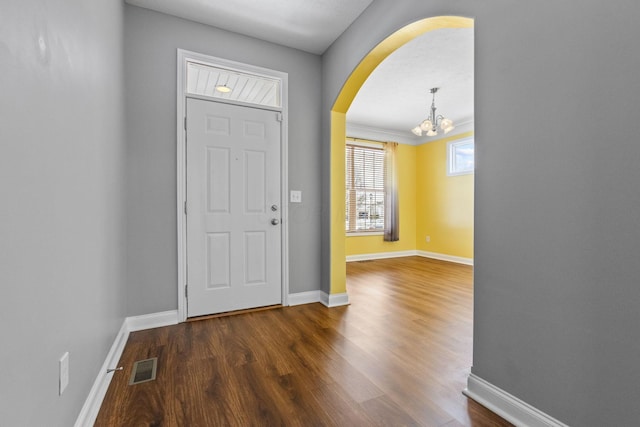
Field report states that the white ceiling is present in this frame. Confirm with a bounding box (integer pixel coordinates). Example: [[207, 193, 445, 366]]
[[127, 0, 473, 143], [125, 0, 373, 55], [347, 28, 474, 142]]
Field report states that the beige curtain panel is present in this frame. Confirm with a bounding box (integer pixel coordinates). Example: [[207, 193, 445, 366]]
[[384, 142, 399, 242]]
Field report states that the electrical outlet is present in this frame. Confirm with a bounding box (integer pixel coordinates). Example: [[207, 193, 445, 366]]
[[426, 236, 431, 243], [59, 352, 69, 395], [290, 190, 302, 203]]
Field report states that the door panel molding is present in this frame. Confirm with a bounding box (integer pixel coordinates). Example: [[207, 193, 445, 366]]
[[177, 49, 289, 322], [186, 99, 281, 316]]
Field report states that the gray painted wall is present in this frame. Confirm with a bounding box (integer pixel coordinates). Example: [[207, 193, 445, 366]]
[[323, 0, 640, 425], [4, 1, 638, 424], [124, 5, 323, 315], [0, 0, 127, 425]]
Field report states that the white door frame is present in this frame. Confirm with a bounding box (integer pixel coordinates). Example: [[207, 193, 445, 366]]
[[176, 49, 289, 322]]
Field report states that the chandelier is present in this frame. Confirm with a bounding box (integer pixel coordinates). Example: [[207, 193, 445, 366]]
[[411, 87, 454, 137]]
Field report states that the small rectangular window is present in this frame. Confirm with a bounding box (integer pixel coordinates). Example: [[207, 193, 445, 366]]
[[345, 142, 385, 233], [447, 138, 474, 176]]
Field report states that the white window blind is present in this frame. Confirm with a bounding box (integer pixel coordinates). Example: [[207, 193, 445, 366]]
[[346, 143, 385, 232]]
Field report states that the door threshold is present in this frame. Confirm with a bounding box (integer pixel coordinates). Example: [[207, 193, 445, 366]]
[[187, 304, 282, 322]]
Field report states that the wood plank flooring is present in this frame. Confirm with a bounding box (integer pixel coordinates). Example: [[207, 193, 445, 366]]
[[96, 256, 511, 426]]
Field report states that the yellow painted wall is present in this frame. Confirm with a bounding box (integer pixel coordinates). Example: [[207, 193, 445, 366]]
[[344, 133, 473, 259], [331, 112, 347, 294], [416, 132, 474, 258], [346, 143, 417, 255]]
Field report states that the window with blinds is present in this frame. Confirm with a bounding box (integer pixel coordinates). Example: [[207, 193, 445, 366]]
[[346, 142, 385, 232]]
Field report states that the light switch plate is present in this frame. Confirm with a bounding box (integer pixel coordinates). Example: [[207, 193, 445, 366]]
[[290, 190, 302, 203]]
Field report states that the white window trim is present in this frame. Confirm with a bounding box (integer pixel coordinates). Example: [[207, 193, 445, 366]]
[[347, 231, 384, 237], [447, 137, 475, 176], [346, 139, 384, 149], [345, 140, 386, 234]]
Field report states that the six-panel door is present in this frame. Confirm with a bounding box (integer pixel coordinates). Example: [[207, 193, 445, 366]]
[[186, 98, 282, 317]]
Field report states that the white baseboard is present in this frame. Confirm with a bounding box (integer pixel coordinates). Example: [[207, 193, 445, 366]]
[[288, 290, 322, 306], [288, 290, 350, 308], [74, 321, 129, 427], [126, 310, 179, 332], [346, 250, 418, 262], [417, 250, 474, 266], [320, 291, 350, 307], [345, 250, 473, 266], [463, 373, 568, 427], [75, 310, 179, 427]]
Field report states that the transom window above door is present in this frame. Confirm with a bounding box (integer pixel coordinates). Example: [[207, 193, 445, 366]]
[[186, 61, 281, 108]]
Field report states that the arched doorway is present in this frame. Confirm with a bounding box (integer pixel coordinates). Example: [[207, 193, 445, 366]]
[[328, 16, 474, 297]]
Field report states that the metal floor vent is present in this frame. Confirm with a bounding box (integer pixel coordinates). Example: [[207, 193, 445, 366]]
[[129, 357, 157, 385]]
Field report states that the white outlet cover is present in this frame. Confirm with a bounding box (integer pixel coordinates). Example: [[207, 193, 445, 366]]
[[59, 352, 69, 395]]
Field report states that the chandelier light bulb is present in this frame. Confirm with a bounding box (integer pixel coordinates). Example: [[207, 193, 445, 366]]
[[411, 126, 423, 136], [420, 120, 433, 132], [441, 118, 454, 134]]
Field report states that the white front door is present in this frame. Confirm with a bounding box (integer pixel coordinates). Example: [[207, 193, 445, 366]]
[[186, 97, 282, 317]]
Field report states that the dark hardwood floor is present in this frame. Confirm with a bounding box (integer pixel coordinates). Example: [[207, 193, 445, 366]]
[[96, 256, 511, 426]]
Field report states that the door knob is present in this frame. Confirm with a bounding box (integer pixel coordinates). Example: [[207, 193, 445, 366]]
[[271, 218, 280, 225]]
